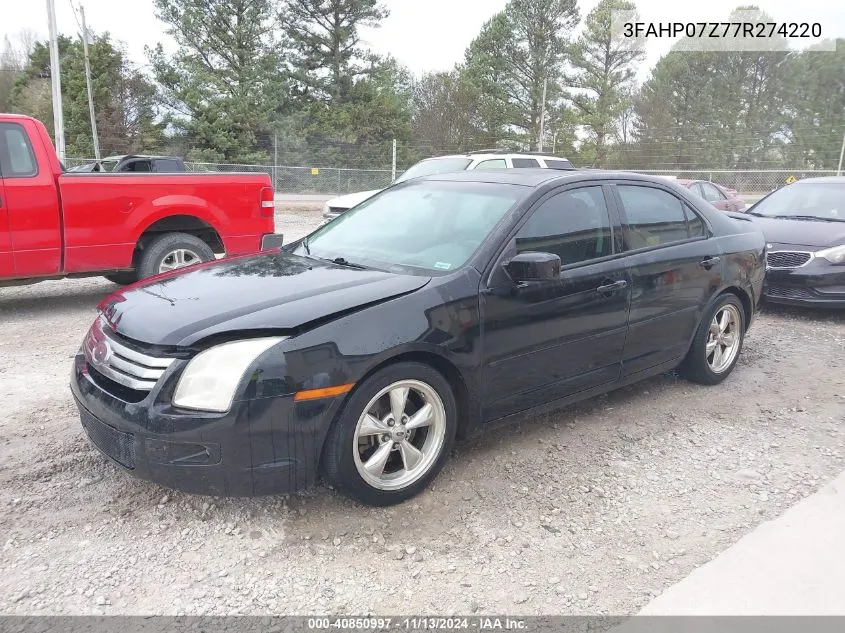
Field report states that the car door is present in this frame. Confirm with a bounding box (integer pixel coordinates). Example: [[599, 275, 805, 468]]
[[611, 183, 722, 376], [0, 122, 62, 277], [480, 184, 631, 420], [0, 177, 13, 277]]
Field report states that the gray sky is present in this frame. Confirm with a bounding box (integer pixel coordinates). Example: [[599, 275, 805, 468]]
[[2, 0, 843, 82]]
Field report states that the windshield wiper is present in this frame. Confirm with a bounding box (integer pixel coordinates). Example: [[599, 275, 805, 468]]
[[776, 214, 842, 222], [331, 256, 367, 269], [301, 237, 310, 254]]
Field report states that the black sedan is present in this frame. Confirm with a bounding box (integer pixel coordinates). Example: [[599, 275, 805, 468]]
[[71, 170, 766, 506], [747, 177, 845, 308]]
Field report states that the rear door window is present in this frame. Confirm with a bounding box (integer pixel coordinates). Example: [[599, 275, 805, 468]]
[[511, 158, 540, 168], [543, 159, 574, 170], [617, 185, 702, 249], [700, 182, 726, 202], [0, 123, 38, 178]]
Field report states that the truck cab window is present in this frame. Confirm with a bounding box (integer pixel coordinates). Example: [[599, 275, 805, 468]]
[[0, 123, 38, 177]]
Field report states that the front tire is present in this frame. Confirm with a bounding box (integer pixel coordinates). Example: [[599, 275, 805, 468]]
[[321, 362, 457, 506], [137, 233, 215, 280], [679, 293, 746, 385]]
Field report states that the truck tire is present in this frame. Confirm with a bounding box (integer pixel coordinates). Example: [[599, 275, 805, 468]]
[[137, 233, 215, 279]]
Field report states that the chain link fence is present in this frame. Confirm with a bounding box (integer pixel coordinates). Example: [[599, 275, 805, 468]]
[[628, 169, 841, 194], [62, 157, 839, 197]]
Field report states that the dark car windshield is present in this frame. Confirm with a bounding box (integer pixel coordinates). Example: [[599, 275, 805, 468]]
[[394, 157, 473, 183], [299, 180, 525, 274], [750, 183, 845, 221]]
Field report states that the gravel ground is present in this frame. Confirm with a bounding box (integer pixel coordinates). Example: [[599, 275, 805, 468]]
[[1, 204, 843, 616]]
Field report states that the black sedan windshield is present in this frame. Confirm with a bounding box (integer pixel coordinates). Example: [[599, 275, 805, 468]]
[[751, 183, 845, 221], [300, 180, 525, 273]]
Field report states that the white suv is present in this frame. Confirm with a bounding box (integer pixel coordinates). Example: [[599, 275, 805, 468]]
[[321, 151, 574, 223]]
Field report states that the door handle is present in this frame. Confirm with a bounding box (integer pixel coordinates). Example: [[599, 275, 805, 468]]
[[596, 280, 628, 295], [699, 256, 721, 270]]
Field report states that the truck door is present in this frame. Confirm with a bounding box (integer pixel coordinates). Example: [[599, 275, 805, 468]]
[[0, 122, 62, 277], [0, 178, 13, 277]]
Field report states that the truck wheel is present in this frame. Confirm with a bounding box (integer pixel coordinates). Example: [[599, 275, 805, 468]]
[[137, 233, 215, 279], [104, 272, 138, 285]]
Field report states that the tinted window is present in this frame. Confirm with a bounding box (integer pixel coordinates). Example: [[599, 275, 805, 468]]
[[515, 187, 613, 267], [544, 159, 574, 170], [0, 123, 38, 177], [154, 159, 183, 172], [685, 206, 705, 237], [700, 182, 725, 202], [474, 159, 507, 170], [690, 182, 705, 197], [512, 158, 540, 168], [617, 186, 695, 249]]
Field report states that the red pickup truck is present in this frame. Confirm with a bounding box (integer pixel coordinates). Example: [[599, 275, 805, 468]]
[[0, 114, 281, 285]]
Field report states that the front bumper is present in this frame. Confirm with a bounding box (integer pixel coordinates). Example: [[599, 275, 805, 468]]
[[764, 256, 845, 308], [70, 352, 336, 496]]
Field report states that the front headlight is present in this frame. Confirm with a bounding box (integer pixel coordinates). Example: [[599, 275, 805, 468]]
[[173, 337, 286, 412], [817, 244, 845, 264]]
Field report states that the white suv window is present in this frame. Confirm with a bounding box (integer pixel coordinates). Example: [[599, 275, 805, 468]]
[[474, 159, 507, 170]]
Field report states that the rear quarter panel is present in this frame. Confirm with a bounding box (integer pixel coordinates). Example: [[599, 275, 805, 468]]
[[58, 173, 272, 272], [714, 216, 767, 313]]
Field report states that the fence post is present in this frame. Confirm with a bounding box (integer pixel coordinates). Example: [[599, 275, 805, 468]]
[[337, 168, 341, 194], [391, 139, 397, 182]]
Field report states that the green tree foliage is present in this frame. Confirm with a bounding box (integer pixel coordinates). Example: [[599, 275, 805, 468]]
[[570, 0, 644, 167], [279, 0, 388, 101], [410, 69, 491, 155], [464, 0, 580, 150], [11, 34, 161, 157], [628, 6, 835, 171], [149, 0, 286, 163], [274, 0, 412, 169], [780, 40, 845, 169]]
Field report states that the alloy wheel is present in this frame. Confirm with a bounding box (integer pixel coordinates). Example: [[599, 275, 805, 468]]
[[353, 379, 447, 491], [158, 248, 201, 273], [706, 304, 742, 373]]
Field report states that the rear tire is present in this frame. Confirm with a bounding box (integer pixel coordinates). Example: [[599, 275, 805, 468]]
[[136, 233, 214, 280], [321, 362, 457, 506], [679, 293, 746, 385]]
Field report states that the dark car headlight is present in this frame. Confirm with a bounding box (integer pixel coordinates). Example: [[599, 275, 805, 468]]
[[173, 337, 286, 412], [817, 245, 845, 264]]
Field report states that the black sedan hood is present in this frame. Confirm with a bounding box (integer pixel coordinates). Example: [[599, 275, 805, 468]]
[[99, 253, 431, 346], [747, 216, 845, 249]]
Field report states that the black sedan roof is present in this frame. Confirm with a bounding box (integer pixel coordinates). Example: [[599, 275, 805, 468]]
[[423, 168, 666, 188]]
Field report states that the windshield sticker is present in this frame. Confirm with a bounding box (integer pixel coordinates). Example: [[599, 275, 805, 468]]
[[434, 262, 452, 270]]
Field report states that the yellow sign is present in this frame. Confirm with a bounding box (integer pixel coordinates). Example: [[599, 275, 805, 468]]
[[311, 168, 319, 176], [785, 175, 797, 184]]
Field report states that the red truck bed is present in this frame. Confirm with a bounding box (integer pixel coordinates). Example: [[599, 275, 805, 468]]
[[0, 114, 279, 284]]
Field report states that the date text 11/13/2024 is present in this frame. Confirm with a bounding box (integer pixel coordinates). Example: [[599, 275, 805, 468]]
[[307, 617, 528, 630]]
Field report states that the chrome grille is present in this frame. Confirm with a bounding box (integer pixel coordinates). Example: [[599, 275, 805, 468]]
[[766, 251, 812, 269], [83, 319, 174, 391]]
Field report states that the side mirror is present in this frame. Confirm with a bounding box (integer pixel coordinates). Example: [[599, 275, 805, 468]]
[[504, 251, 561, 283]]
